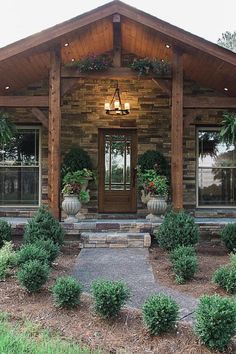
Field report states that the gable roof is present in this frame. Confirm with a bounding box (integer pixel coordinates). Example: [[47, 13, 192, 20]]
[[0, 0, 235, 95]]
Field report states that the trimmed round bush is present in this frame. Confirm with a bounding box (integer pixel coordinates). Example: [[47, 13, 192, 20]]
[[212, 254, 236, 294], [17, 259, 49, 293], [23, 206, 64, 246], [61, 147, 93, 179], [0, 220, 11, 248], [52, 276, 82, 309], [155, 210, 199, 251], [17, 244, 49, 266], [91, 279, 130, 318], [138, 150, 169, 177], [195, 294, 236, 352], [142, 294, 179, 335], [170, 246, 198, 284], [220, 223, 236, 252], [33, 239, 60, 264]]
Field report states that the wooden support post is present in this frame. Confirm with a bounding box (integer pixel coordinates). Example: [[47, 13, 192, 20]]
[[113, 14, 121, 67], [171, 48, 183, 210], [48, 46, 61, 219]]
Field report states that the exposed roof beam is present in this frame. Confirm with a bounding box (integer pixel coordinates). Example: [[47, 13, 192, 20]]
[[31, 108, 48, 128], [184, 96, 236, 108], [0, 96, 49, 107]]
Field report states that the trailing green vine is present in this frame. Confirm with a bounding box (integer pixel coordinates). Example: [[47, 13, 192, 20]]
[[65, 55, 112, 72], [130, 58, 171, 77]]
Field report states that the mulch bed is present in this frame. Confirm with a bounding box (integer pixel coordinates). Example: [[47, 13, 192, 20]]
[[0, 241, 234, 353], [149, 241, 230, 298]]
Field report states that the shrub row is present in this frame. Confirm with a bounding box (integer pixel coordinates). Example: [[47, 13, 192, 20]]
[[17, 206, 64, 293], [52, 277, 236, 352]]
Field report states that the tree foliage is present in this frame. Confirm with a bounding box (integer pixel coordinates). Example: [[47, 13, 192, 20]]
[[217, 31, 236, 53]]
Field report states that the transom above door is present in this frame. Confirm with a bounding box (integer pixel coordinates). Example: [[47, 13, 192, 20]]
[[98, 129, 137, 213]]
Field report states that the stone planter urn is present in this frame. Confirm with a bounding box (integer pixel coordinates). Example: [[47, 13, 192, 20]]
[[146, 195, 167, 221], [80, 177, 92, 191], [62, 194, 81, 223]]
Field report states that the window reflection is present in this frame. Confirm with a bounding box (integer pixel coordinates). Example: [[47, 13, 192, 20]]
[[0, 128, 40, 205], [198, 129, 236, 206], [104, 134, 131, 191]]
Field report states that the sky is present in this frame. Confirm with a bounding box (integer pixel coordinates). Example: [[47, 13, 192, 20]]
[[0, 0, 235, 48]]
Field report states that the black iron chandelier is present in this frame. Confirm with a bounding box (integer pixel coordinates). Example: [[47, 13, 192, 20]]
[[104, 82, 130, 115]]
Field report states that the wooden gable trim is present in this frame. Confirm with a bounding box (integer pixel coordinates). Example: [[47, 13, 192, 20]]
[[117, 2, 236, 66], [0, 2, 118, 62], [0, 0, 235, 68]]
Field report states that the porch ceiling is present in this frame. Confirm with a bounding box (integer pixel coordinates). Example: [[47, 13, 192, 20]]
[[0, 0, 235, 96]]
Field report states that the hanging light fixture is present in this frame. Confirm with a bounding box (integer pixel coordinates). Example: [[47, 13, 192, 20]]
[[104, 81, 130, 115]]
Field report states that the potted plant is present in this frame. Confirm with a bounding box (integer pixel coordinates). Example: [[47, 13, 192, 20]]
[[130, 58, 171, 77], [62, 171, 90, 223], [138, 169, 168, 220], [64, 55, 112, 72]]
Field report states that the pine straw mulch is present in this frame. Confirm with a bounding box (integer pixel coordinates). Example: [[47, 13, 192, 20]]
[[0, 242, 234, 354]]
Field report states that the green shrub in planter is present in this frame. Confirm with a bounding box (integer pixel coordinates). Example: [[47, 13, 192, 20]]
[[0, 241, 16, 280], [23, 207, 64, 246], [52, 276, 82, 309], [212, 254, 236, 294], [91, 279, 130, 318], [0, 220, 11, 248], [33, 239, 60, 265], [195, 294, 236, 352], [142, 294, 179, 335], [138, 150, 169, 178], [155, 210, 199, 251], [220, 223, 236, 252], [61, 147, 93, 180], [170, 246, 198, 284], [17, 260, 49, 293], [17, 244, 49, 266]]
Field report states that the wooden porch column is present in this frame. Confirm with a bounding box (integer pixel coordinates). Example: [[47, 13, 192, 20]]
[[171, 48, 183, 210], [48, 46, 61, 219]]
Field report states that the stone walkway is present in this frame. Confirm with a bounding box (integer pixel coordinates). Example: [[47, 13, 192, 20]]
[[73, 248, 198, 324]]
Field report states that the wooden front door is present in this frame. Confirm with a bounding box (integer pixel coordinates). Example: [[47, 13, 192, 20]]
[[98, 129, 137, 213]]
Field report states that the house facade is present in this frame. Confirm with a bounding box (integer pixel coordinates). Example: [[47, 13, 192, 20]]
[[0, 0, 236, 219]]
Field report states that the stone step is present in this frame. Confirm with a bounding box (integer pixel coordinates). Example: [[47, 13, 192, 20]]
[[80, 232, 151, 248]]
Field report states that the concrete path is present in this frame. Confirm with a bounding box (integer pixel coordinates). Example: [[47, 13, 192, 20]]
[[73, 248, 198, 324]]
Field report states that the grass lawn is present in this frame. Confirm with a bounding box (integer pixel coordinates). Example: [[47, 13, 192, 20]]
[[0, 313, 101, 354]]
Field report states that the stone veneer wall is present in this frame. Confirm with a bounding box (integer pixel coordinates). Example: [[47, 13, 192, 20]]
[[61, 79, 171, 216], [0, 78, 230, 217]]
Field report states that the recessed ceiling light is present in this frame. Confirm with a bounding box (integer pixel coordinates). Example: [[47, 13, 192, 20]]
[[165, 44, 170, 49], [64, 43, 69, 47], [5, 86, 10, 90], [71, 58, 75, 62], [224, 87, 229, 91]]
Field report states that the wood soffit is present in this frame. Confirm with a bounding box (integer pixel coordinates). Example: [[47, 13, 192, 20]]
[[0, 0, 235, 96]]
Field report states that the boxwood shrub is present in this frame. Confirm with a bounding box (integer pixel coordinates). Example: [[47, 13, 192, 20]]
[[52, 276, 82, 309], [142, 294, 179, 335], [17, 259, 49, 293], [195, 294, 236, 352], [212, 254, 236, 294], [91, 279, 130, 318], [17, 244, 49, 266], [0, 220, 11, 248], [33, 239, 60, 265], [220, 223, 236, 252], [170, 246, 198, 284], [23, 207, 64, 246], [155, 210, 199, 251]]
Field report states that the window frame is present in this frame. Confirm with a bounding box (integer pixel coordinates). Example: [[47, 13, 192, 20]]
[[0, 125, 41, 207], [196, 126, 236, 208]]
